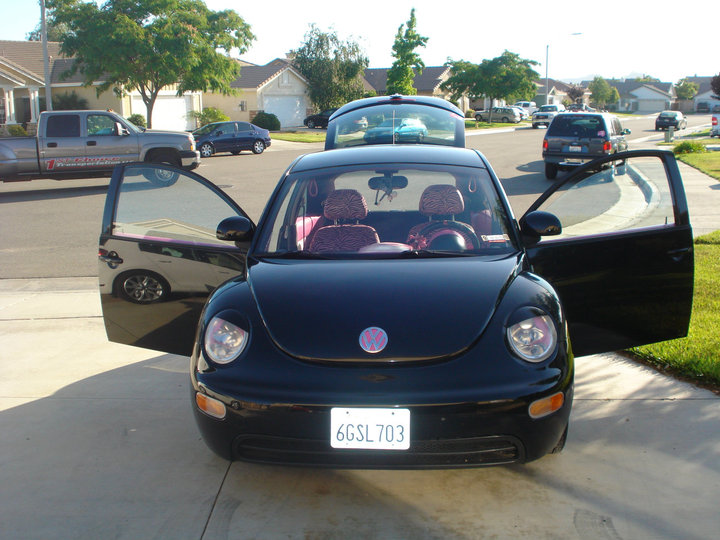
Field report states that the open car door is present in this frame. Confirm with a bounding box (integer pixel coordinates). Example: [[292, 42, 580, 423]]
[[521, 150, 693, 357], [98, 163, 252, 356]]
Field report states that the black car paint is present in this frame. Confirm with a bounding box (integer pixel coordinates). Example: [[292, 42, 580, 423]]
[[193, 121, 271, 156], [99, 143, 693, 467]]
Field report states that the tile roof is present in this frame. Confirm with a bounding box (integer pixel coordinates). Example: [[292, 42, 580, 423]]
[[0, 40, 64, 83], [362, 66, 451, 94]]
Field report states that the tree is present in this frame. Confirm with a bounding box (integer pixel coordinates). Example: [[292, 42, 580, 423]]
[[385, 9, 428, 95], [187, 107, 229, 128], [675, 78, 699, 101], [566, 84, 585, 104], [711, 73, 720, 100], [588, 76, 614, 108], [48, 0, 254, 128], [27, 17, 69, 41], [291, 25, 368, 111], [442, 51, 538, 122], [635, 75, 660, 83]]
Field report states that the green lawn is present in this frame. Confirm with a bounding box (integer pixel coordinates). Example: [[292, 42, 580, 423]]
[[465, 120, 529, 130], [630, 232, 720, 392], [273, 131, 326, 143], [678, 152, 720, 181]]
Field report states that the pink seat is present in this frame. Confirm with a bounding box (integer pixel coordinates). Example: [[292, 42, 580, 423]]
[[309, 190, 379, 252]]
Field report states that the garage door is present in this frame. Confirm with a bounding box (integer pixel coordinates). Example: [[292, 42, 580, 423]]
[[131, 95, 194, 131], [263, 96, 307, 128]]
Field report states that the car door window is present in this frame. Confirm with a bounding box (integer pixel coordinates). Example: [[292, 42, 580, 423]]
[[87, 114, 116, 136], [531, 155, 676, 240], [113, 165, 242, 245]]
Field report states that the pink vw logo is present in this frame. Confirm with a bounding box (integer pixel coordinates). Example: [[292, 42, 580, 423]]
[[359, 327, 388, 353]]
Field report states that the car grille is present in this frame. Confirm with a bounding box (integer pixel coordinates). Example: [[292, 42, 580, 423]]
[[233, 434, 523, 468]]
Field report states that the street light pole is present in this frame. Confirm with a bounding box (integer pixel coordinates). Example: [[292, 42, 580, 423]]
[[41, 0, 52, 112], [545, 44, 549, 106]]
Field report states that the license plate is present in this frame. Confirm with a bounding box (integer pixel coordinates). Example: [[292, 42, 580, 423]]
[[569, 145, 582, 152], [330, 408, 410, 450]]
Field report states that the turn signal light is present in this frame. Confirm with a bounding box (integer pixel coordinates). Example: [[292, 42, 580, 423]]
[[196, 392, 226, 419], [528, 392, 564, 419], [602, 141, 612, 153]]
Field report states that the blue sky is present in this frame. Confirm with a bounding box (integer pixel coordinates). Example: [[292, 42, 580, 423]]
[[2, 0, 715, 83]]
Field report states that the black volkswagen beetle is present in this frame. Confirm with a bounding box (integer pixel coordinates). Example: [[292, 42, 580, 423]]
[[98, 96, 693, 468]]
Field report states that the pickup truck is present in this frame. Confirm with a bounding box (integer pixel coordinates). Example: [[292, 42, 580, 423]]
[[0, 110, 200, 182]]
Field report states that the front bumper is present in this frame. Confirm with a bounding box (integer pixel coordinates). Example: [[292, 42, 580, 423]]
[[180, 150, 201, 170]]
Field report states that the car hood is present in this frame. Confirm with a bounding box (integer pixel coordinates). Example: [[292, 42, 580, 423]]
[[247, 255, 521, 362]]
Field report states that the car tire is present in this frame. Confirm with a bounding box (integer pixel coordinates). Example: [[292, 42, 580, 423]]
[[307, 120, 316, 129], [545, 163, 558, 180], [475, 115, 482, 122], [532, 124, 539, 129], [116, 271, 170, 304], [252, 140, 266, 154], [144, 151, 180, 186], [199, 143, 214, 158], [231, 150, 241, 155], [501, 117, 509, 123]]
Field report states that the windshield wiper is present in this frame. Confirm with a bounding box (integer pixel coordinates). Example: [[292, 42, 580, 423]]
[[255, 251, 332, 260], [398, 249, 475, 258]]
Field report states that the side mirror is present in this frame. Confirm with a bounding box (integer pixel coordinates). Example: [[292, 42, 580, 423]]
[[115, 122, 129, 136], [519, 211, 562, 244], [217, 216, 255, 242], [622, 128, 632, 135]]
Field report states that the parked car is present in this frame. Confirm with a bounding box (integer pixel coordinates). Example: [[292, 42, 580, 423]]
[[696, 103, 710, 113], [655, 111, 687, 131], [98, 96, 692, 468], [514, 101, 538, 115], [542, 112, 630, 179], [362, 117, 428, 143], [712, 113, 719, 137], [532, 104, 566, 128], [192, 121, 271, 157], [511, 106, 530, 120], [304, 108, 338, 129], [567, 103, 596, 113], [474, 107, 522, 123], [0, 110, 199, 182]]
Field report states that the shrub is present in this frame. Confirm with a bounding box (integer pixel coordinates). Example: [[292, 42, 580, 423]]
[[188, 107, 229, 127], [52, 91, 89, 110], [465, 110, 475, 118], [127, 114, 146, 128], [673, 141, 707, 155], [7, 124, 28, 137], [253, 111, 281, 131]]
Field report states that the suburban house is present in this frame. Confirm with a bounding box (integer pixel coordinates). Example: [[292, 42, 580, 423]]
[[0, 40, 202, 132], [599, 79, 674, 113], [203, 58, 310, 128], [685, 76, 719, 112]]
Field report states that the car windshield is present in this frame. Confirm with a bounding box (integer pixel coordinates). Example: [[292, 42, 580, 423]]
[[659, 112, 676, 118], [254, 163, 515, 258], [539, 105, 557, 112], [328, 103, 464, 149]]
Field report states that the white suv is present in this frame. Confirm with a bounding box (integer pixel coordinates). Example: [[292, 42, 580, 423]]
[[532, 104, 566, 128]]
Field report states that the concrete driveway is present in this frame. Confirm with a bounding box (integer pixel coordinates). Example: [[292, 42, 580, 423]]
[[0, 277, 718, 540]]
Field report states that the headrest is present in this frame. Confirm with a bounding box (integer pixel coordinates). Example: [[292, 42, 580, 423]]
[[323, 189, 368, 220], [419, 185, 465, 216]]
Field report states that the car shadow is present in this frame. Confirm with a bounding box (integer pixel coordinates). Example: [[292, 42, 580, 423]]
[[0, 181, 111, 204]]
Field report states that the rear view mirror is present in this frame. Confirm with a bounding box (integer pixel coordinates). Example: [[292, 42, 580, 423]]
[[369, 175, 408, 191], [519, 211, 562, 244]]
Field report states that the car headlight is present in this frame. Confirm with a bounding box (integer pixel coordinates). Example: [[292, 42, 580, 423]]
[[188, 136, 196, 151], [204, 315, 249, 365], [506, 308, 557, 363]]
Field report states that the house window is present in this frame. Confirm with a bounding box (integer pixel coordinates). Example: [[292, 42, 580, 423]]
[[279, 71, 291, 87], [238, 101, 247, 112]]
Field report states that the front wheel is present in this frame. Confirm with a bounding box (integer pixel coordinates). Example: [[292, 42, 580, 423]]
[[252, 140, 266, 154], [307, 120, 316, 129], [144, 152, 180, 186]]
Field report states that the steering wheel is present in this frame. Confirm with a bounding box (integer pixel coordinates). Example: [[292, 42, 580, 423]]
[[409, 220, 481, 250]]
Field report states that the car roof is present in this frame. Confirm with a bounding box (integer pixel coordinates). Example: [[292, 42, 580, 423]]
[[329, 94, 463, 123], [289, 144, 487, 173]]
